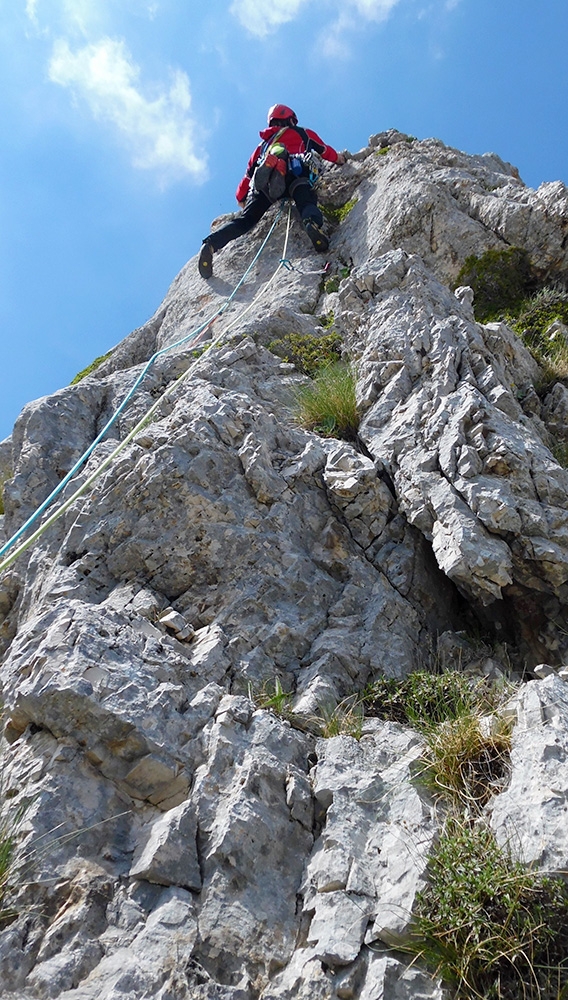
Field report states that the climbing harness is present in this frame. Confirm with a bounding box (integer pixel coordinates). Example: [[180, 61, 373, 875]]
[[0, 202, 296, 576]]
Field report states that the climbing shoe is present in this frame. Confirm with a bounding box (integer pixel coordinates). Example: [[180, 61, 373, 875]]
[[303, 219, 329, 253], [198, 242, 214, 279]]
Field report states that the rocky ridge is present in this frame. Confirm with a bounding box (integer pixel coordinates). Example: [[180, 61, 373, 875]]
[[0, 129, 568, 998]]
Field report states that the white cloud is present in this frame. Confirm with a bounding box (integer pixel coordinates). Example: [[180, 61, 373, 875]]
[[350, 0, 401, 20], [25, 0, 158, 36], [25, 0, 95, 34], [48, 37, 207, 183], [231, 0, 404, 38], [60, 0, 98, 34], [229, 0, 309, 36], [25, 0, 39, 22], [319, 13, 353, 60]]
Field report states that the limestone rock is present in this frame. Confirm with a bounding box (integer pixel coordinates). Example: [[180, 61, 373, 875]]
[[488, 675, 568, 872], [2, 131, 568, 998], [303, 725, 434, 963], [130, 799, 202, 889]]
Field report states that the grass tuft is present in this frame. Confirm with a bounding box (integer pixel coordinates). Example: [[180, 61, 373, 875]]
[[317, 696, 364, 740], [249, 678, 293, 718], [0, 765, 29, 925], [293, 361, 359, 441], [411, 816, 568, 999], [419, 714, 511, 810], [552, 441, 568, 468]]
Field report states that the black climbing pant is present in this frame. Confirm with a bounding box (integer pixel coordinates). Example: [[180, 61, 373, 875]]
[[204, 181, 323, 253]]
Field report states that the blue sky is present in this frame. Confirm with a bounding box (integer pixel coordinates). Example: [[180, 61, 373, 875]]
[[1, 0, 567, 442]]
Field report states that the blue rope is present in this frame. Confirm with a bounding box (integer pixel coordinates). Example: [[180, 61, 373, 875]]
[[0, 205, 285, 563]]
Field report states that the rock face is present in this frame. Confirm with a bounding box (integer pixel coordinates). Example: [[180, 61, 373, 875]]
[[1, 130, 568, 999]]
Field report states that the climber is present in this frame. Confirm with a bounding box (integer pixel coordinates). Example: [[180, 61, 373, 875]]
[[198, 104, 346, 279]]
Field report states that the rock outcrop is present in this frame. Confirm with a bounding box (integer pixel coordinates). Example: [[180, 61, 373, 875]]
[[1, 130, 568, 999]]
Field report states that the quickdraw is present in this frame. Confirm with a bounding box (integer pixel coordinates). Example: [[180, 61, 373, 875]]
[[280, 258, 330, 276]]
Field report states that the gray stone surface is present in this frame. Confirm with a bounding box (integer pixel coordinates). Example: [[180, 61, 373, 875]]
[[488, 675, 568, 871], [1, 131, 568, 998]]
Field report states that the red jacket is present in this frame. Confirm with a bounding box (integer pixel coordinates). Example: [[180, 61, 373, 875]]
[[235, 125, 340, 203]]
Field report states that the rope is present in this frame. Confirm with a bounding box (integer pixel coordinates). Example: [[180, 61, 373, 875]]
[[0, 202, 294, 576]]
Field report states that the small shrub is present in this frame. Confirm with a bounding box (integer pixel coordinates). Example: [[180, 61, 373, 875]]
[[321, 198, 358, 225], [363, 670, 482, 731], [70, 350, 113, 385], [376, 146, 389, 156], [324, 275, 340, 294], [454, 247, 535, 322], [319, 312, 335, 330], [293, 362, 359, 440], [411, 817, 568, 999], [511, 288, 568, 384], [267, 331, 342, 377], [512, 287, 568, 339], [552, 440, 568, 468]]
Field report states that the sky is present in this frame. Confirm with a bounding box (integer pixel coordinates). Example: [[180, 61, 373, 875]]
[[1, 0, 567, 442]]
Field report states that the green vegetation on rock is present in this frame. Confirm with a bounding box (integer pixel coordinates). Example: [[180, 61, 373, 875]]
[[455, 248, 568, 385], [412, 818, 568, 1000], [552, 441, 568, 468], [324, 266, 351, 294], [420, 712, 511, 810], [293, 361, 359, 440], [368, 669, 568, 998], [251, 678, 293, 718], [267, 331, 342, 377], [363, 669, 486, 730], [318, 696, 364, 740], [321, 198, 358, 225], [70, 350, 113, 385], [455, 246, 535, 322], [0, 470, 10, 516], [511, 288, 568, 384]]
